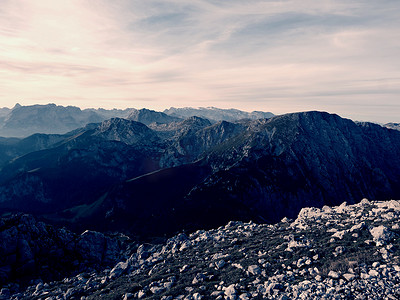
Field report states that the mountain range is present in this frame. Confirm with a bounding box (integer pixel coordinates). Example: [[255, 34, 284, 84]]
[[0, 109, 399, 241], [0, 104, 273, 138], [0, 103, 134, 137], [163, 106, 274, 122]]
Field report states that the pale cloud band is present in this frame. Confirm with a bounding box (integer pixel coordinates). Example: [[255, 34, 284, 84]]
[[0, 0, 399, 123]]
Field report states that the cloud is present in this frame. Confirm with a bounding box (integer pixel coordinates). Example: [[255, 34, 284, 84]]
[[0, 0, 399, 122]]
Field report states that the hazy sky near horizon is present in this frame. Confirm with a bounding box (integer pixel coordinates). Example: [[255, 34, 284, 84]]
[[0, 0, 399, 123]]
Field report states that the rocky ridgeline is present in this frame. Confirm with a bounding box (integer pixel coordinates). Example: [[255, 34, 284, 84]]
[[5, 199, 399, 299]]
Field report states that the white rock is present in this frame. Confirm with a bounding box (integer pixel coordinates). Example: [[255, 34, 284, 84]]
[[332, 230, 347, 239], [192, 292, 203, 300], [328, 270, 340, 279], [343, 273, 356, 281], [247, 265, 261, 275], [349, 222, 366, 232], [335, 202, 348, 213], [297, 258, 307, 268], [150, 286, 165, 294], [211, 253, 230, 260], [372, 262, 380, 268], [180, 265, 189, 273], [179, 241, 190, 251], [232, 263, 243, 270], [224, 284, 237, 299], [360, 272, 370, 279], [109, 261, 129, 279], [369, 225, 393, 246], [239, 293, 250, 300], [360, 198, 370, 206], [369, 270, 379, 277]]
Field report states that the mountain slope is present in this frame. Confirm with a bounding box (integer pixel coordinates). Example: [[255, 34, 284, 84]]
[[79, 112, 400, 237], [0, 118, 164, 214], [0, 111, 399, 240], [185, 112, 400, 223]]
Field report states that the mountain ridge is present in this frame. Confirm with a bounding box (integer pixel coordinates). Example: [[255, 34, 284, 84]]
[[0, 104, 274, 138], [163, 106, 274, 122]]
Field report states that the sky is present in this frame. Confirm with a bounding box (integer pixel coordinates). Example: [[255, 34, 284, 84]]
[[0, 0, 399, 123]]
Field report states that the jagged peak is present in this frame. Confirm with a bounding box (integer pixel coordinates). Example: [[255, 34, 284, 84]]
[[128, 108, 181, 125], [93, 117, 159, 145], [13, 103, 22, 109], [96, 117, 150, 132]]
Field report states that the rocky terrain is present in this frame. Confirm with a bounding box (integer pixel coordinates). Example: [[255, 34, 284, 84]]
[[4, 198, 399, 299], [0, 214, 130, 297]]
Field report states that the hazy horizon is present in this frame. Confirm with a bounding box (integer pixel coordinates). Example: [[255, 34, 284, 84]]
[[1, 102, 397, 125], [1, 1, 399, 123]]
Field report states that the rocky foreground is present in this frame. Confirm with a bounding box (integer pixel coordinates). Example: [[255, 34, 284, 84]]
[[4, 199, 400, 299]]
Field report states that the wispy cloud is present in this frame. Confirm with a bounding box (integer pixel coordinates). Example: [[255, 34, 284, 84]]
[[0, 0, 399, 122]]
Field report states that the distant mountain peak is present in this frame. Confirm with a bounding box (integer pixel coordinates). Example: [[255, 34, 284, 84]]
[[164, 106, 274, 122], [127, 108, 181, 125], [0, 104, 132, 137], [93, 117, 159, 145], [12, 103, 22, 109], [385, 122, 400, 131]]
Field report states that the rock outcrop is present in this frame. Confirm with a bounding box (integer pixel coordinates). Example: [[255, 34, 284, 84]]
[[0, 214, 127, 291]]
